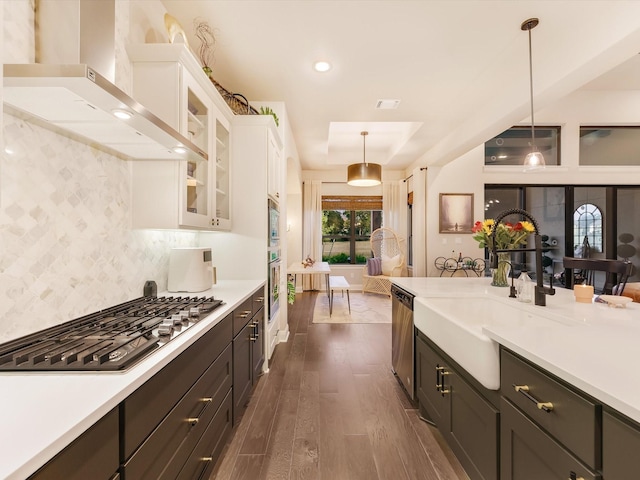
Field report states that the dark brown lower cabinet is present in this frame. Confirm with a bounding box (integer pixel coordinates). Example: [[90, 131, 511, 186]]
[[415, 331, 499, 480], [500, 398, 600, 480], [121, 311, 233, 480], [28, 407, 119, 480], [233, 318, 253, 424], [176, 390, 233, 479], [602, 409, 640, 480], [233, 289, 265, 425]]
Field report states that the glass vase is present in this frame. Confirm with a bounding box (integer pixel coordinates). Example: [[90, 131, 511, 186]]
[[491, 252, 511, 287]]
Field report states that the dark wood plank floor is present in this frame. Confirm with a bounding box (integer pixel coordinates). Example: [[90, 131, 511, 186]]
[[211, 292, 469, 480]]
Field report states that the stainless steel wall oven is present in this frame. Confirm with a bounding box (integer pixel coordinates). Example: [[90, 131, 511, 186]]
[[268, 199, 281, 323]]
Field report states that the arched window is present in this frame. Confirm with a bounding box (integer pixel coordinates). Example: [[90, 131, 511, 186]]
[[573, 203, 602, 257]]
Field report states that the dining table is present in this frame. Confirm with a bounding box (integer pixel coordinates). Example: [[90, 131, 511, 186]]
[[287, 261, 331, 298]]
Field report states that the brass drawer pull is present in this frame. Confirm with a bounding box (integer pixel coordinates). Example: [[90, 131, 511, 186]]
[[200, 397, 213, 403], [435, 364, 451, 395], [512, 384, 554, 413], [255, 296, 264, 303], [238, 312, 250, 319], [187, 417, 199, 426], [568, 472, 584, 480]]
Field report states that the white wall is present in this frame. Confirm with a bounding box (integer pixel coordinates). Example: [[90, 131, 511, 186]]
[[421, 88, 640, 276]]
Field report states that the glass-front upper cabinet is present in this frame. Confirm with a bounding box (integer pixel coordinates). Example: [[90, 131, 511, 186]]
[[180, 74, 213, 228], [128, 43, 232, 231], [213, 116, 231, 229]]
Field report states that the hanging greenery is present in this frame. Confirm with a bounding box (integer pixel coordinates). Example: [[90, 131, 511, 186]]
[[259, 106, 279, 127]]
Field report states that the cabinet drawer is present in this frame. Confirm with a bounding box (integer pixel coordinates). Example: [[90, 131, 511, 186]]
[[123, 345, 232, 479], [253, 289, 266, 312], [29, 408, 118, 480], [602, 409, 640, 480], [123, 313, 232, 459], [501, 397, 600, 480], [233, 297, 254, 336], [501, 349, 600, 468], [177, 390, 233, 480]]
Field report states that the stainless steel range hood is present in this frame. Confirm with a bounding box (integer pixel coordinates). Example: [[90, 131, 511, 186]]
[[3, 63, 207, 162]]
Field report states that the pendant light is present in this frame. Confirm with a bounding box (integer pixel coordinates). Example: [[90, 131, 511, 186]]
[[521, 18, 545, 170], [347, 131, 382, 186]]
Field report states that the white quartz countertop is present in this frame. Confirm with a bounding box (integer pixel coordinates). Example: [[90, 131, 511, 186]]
[[0, 279, 264, 480], [392, 277, 640, 423]]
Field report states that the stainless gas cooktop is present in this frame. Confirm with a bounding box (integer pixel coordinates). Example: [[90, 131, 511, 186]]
[[0, 296, 223, 372]]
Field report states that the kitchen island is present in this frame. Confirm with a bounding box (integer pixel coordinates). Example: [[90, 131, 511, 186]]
[[0, 279, 264, 480], [392, 276, 640, 480]]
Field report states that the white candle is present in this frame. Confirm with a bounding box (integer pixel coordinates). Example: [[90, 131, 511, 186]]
[[574, 284, 594, 303]]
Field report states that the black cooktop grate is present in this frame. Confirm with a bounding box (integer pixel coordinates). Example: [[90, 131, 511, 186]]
[[0, 296, 223, 372]]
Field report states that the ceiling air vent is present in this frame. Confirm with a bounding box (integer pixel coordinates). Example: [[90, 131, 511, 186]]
[[375, 99, 401, 110]]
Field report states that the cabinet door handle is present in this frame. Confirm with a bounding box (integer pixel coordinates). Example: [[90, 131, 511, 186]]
[[513, 384, 554, 412], [568, 472, 585, 480], [537, 401, 554, 411], [435, 365, 450, 395], [195, 457, 213, 480], [435, 365, 443, 391]]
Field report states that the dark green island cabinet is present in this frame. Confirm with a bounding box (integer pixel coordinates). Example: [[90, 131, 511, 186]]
[[416, 329, 640, 480], [416, 330, 500, 480], [27, 285, 265, 480]]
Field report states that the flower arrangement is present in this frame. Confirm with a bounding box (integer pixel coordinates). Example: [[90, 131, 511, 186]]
[[472, 219, 535, 287], [472, 219, 535, 250]]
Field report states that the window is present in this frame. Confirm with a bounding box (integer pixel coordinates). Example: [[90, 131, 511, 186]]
[[322, 196, 382, 264], [485, 126, 561, 166], [574, 203, 603, 256], [579, 127, 640, 166]]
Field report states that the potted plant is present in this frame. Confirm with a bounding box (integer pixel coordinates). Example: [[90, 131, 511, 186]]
[[287, 280, 296, 304]]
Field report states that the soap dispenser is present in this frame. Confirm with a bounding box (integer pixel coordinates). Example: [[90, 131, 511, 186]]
[[516, 271, 533, 303]]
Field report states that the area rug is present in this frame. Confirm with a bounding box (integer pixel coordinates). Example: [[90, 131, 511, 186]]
[[312, 291, 392, 324]]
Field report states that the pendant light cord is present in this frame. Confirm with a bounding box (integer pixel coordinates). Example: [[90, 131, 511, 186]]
[[527, 25, 536, 149], [361, 131, 368, 165]]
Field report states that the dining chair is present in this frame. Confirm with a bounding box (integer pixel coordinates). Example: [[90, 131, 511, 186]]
[[562, 257, 633, 295]]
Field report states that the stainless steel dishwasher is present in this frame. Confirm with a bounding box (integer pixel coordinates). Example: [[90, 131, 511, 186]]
[[391, 284, 415, 400]]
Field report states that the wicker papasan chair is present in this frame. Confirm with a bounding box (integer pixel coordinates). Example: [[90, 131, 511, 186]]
[[362, 227, 407, 297]]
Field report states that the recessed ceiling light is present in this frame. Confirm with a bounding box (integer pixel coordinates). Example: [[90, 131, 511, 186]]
[[313, 61, 332, 72], [375, 99, 401, 110], [112, 108, 132, 120]]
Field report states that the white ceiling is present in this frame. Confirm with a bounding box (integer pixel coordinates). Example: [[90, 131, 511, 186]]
[[161, 1, 640, 174]]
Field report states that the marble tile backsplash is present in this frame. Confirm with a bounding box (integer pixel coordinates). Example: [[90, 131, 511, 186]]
[[0, 114, 197, 343], [0, 0, 202, 343]]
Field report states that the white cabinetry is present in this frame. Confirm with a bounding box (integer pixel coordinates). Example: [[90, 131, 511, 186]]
[[127, 44, 231, 230], [218, 115, 283, 359], [267, 132, 282, 202]]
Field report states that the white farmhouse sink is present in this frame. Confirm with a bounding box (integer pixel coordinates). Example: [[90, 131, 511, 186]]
[[414, 296, 540, 390]]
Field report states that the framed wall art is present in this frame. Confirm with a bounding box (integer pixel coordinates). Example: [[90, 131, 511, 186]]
[[439, 193, 474, 233]]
